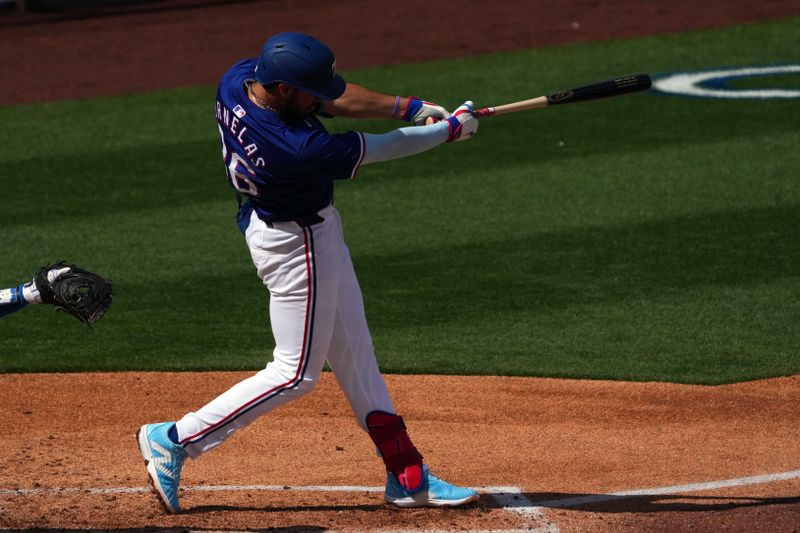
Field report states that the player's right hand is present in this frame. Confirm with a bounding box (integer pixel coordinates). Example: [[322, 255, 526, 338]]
[[445, 101, 478, 142]]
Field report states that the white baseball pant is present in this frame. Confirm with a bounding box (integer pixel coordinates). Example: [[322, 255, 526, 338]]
[[174, 204, 395, 457]]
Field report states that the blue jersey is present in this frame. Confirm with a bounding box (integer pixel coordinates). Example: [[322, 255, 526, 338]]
[[215, 59, 365, 222]]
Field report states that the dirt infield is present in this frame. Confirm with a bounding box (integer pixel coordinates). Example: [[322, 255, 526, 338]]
[[1, 372, 799, 531]]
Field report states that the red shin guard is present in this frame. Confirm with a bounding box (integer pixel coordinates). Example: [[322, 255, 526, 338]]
[[366, 411, 424, 492]]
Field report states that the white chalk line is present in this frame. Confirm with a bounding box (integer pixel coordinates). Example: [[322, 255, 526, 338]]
[[0, 483, 517, 496], [489, 468, 800, 533], [0, 483, 556, 533], [4, 470, 798, 533], [529, 468, 800, 510], [490, 488, 559, 532]]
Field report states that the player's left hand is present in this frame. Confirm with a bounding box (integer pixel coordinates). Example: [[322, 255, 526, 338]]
[[402, 97, 450, 126]]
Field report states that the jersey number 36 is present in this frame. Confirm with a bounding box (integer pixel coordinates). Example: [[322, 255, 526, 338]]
[[218, 125, 259, 197]]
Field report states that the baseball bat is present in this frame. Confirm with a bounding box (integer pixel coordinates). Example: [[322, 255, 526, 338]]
[[472, 73, 651, 118]]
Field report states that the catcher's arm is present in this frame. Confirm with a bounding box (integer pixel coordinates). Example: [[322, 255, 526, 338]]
[[35, 261, 113, 325], [0, 266, 70, 318]]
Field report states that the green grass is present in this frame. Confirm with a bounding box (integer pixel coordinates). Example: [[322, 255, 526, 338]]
[[1, 17, 799, 382]]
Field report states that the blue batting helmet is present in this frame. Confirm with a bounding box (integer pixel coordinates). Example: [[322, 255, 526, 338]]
[[254, 32, 346, 100]]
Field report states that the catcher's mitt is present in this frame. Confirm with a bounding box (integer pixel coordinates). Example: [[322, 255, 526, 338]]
[[34, 261, 113, 325]]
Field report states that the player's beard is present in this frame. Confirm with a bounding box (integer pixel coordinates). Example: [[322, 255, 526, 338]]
[[283, 91, 318, 121]]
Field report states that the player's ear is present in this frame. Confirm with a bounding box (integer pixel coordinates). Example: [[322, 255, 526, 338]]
[[278, 83, 295, 99]]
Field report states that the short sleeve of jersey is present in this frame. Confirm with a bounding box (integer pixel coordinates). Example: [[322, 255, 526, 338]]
[[294, 129, 365, 181]]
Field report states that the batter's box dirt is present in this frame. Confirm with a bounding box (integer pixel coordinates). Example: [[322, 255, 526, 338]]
[[2, 373, 799, 532], [0, 490, 528, 531]]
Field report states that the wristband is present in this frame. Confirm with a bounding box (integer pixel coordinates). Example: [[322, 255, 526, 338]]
[[445, 115, 462, 142], [391, 95, 400, 118]]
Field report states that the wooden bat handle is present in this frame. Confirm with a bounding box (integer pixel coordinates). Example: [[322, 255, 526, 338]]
[[473, 96, 549, 117]]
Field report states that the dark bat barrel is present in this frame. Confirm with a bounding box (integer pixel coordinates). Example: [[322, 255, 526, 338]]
[[546, 74, 651, 106]]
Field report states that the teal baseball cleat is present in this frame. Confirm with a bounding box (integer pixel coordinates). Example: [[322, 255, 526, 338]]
[[384, 465, 479, 508], [136, 422, 187, 513]]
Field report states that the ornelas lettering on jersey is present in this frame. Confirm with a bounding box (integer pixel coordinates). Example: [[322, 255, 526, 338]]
[[216, 100, 265, 168]]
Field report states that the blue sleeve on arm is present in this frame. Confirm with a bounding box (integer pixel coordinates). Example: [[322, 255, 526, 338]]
[[361, 121, 450, 165], [0, 285, 28, 318]]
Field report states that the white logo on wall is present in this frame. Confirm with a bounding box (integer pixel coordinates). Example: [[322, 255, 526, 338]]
[[652, 65, 800, 99]]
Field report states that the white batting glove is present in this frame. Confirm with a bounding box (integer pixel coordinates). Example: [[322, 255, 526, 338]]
[[444, 101, 478, 142], [401, 97, 451, 125]]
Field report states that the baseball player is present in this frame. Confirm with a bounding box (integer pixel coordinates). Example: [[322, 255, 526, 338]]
[[0, 262, 112, 323], [137, 32, 480, 513]]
